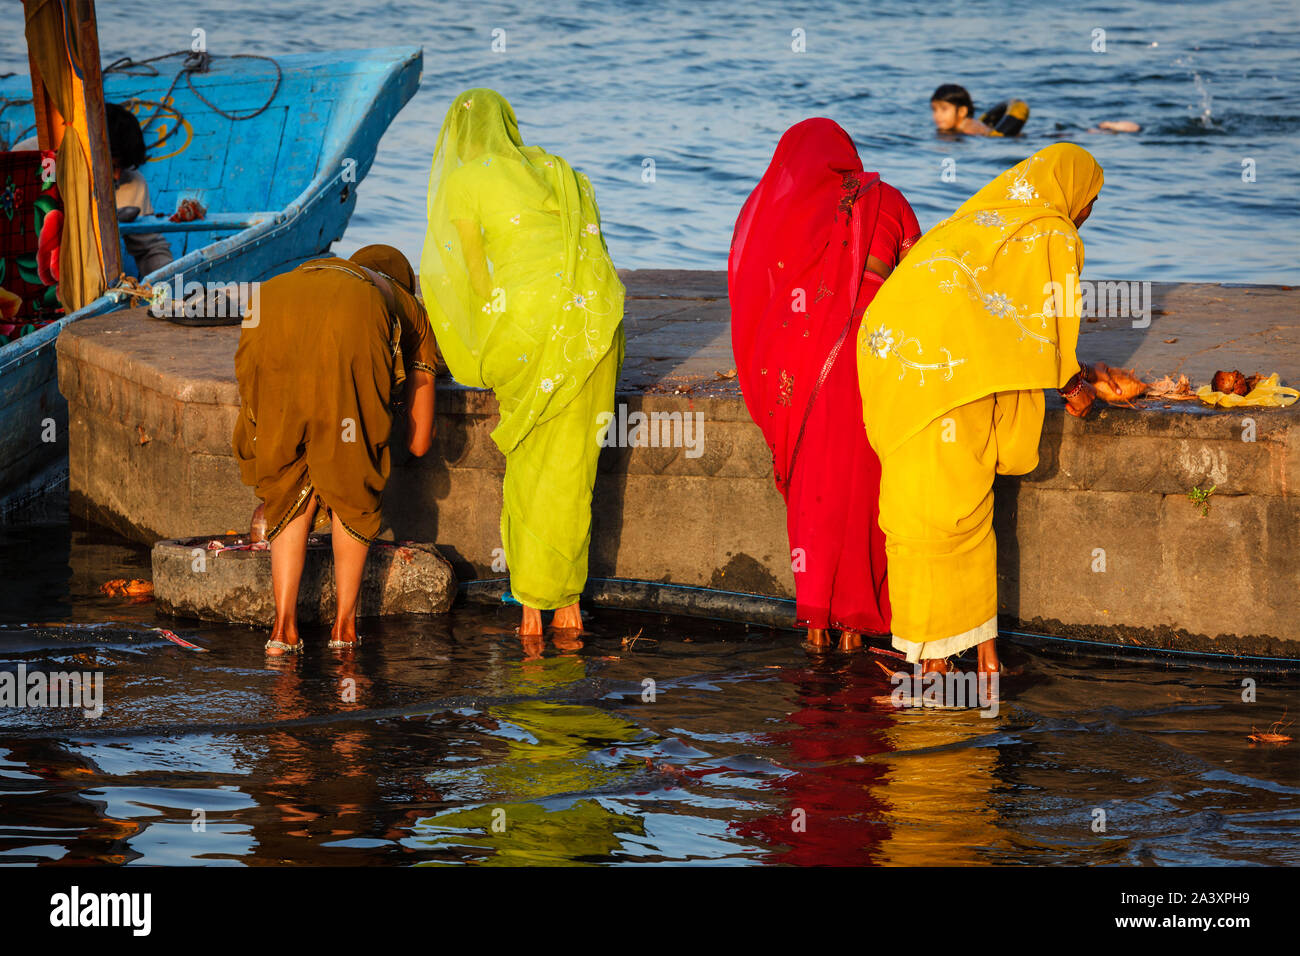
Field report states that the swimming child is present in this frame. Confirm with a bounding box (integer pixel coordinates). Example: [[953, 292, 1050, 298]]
[[930, 84, 992, 135]]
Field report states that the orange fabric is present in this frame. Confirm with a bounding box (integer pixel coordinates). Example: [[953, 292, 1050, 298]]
[[23, 0, 108, 311]]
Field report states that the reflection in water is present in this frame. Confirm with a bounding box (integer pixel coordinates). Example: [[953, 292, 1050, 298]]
[[0, 519, 1298, 866], [873, 714, 1004, 866], [732, 654, 896, 865], [0, 736, 142, 865], [412, 651, 649, 865]]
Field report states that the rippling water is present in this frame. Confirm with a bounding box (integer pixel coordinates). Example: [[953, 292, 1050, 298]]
[[1, 517, 1297, 866], [3, 0, 1298, 281]]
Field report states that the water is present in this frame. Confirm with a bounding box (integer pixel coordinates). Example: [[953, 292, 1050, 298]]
[[3, 0, 1298, 282], [1, 514, 1297, 866]]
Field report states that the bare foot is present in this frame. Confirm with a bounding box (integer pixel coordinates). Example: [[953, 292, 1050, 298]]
[[329, 617, 359, 649], [976, 638, 999, 673], [838, 630, 862, 652], [806, 628, 831, 648], [520, 606, 543, 637], [266, 619, 299, 656], [921, 657, 952, 674], [551, 603, 583, 632]]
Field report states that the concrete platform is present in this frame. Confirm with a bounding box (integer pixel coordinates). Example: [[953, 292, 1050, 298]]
[[56, 271, 1300, 657]]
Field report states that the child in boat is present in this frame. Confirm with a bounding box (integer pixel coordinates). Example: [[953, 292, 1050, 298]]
[[930, 84, 991, 135], [106, 103, 172, 278]]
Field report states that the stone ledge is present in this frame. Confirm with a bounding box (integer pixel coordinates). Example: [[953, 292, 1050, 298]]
[[55, 274, 1300, 654]]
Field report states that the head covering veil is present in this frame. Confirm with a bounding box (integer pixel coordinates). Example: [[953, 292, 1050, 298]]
[[419, 88, 624, 455], [351, 243, 416, 296]]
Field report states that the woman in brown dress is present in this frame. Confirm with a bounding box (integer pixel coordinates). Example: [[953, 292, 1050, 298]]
[[233, 244, 438, 655]]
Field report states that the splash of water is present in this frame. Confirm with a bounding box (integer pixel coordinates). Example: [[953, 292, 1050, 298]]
[[1175, 56, 1216, 128]]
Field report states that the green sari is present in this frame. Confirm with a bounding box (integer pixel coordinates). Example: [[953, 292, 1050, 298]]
[[420, 88, 625, 609]]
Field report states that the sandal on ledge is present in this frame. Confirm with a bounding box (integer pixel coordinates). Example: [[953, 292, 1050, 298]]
[[265, 639, 303, 654]]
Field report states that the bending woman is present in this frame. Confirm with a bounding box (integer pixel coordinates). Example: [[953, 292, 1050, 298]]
[[729, 118, 922, 650], [856, 142, 1103, 674], [233, 245, 438, 655], [420, 89, 625, 637]]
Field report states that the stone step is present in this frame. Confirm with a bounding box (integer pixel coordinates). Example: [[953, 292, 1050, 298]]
[[151, 534, 456, 627]]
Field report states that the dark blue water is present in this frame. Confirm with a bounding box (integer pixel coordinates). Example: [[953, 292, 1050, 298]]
[[0, 516, 1297, 866], [3, 0, 1297, 281]]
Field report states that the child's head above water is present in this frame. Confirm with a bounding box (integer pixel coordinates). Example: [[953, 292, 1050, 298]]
[[930, 84, 975, 132]]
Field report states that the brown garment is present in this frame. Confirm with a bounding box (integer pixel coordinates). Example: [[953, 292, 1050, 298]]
[[232, 255, 438, 543]]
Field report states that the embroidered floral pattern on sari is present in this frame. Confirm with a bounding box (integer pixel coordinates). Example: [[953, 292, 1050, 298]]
[[999, 229, 1076, 255], [836, 173, 862, 219], [862, 319, 965, 384], [777, 369, 794, 406], [916, 249, 1059, 352], [1005, 153, 1042, 202], [1007, 176, 1038, 202]]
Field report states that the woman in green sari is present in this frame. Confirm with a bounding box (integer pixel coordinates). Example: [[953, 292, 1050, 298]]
[[421, 88, 625, 636]]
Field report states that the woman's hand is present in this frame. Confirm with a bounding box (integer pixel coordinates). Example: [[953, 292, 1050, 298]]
[[1060, 371, 1097, 418], [1085, 362, 1147, 403], [1064, 379, 1097, 418]]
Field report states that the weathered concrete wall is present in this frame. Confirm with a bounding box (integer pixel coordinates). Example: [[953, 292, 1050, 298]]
[[56, 271, 1300, 656]]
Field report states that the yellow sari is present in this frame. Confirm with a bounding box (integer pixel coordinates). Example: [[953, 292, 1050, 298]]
[[419, 89, 625, 610], [857, 144, 1104, 662]]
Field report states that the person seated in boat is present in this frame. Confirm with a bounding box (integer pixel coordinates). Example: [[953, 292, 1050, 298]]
[[930, 84, 992, 135], [105, 102, 172, 278], [233, 244, 438, 656]]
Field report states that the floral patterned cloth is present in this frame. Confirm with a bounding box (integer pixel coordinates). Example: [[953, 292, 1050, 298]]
[[419, 89, 625, 609], [0, 150, 63, 341], [856, 143, 1104, 459]]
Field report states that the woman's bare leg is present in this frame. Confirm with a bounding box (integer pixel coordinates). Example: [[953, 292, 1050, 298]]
[[250, 503, 267, 543], [267, 497, 318, 655], [329, 511, 370, 646], [976, 637, 999, 672], [551, 602, 583, 631], [520, 605, 543, 637], [806, 628, 831, 647], [838, 630, 862, 651]]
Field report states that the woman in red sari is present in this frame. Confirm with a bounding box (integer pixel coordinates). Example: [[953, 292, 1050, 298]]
[[729, 118, 922, 650]]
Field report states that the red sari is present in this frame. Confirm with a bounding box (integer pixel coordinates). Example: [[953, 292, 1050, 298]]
[[728, 119, 921, 633]]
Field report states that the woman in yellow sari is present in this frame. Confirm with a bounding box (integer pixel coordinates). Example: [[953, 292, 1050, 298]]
[[857, 143, 1103, 674], [420, 89, 625, 637]]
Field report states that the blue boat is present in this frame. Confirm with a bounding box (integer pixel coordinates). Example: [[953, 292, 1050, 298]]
[[0, 45, 422, 514]]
